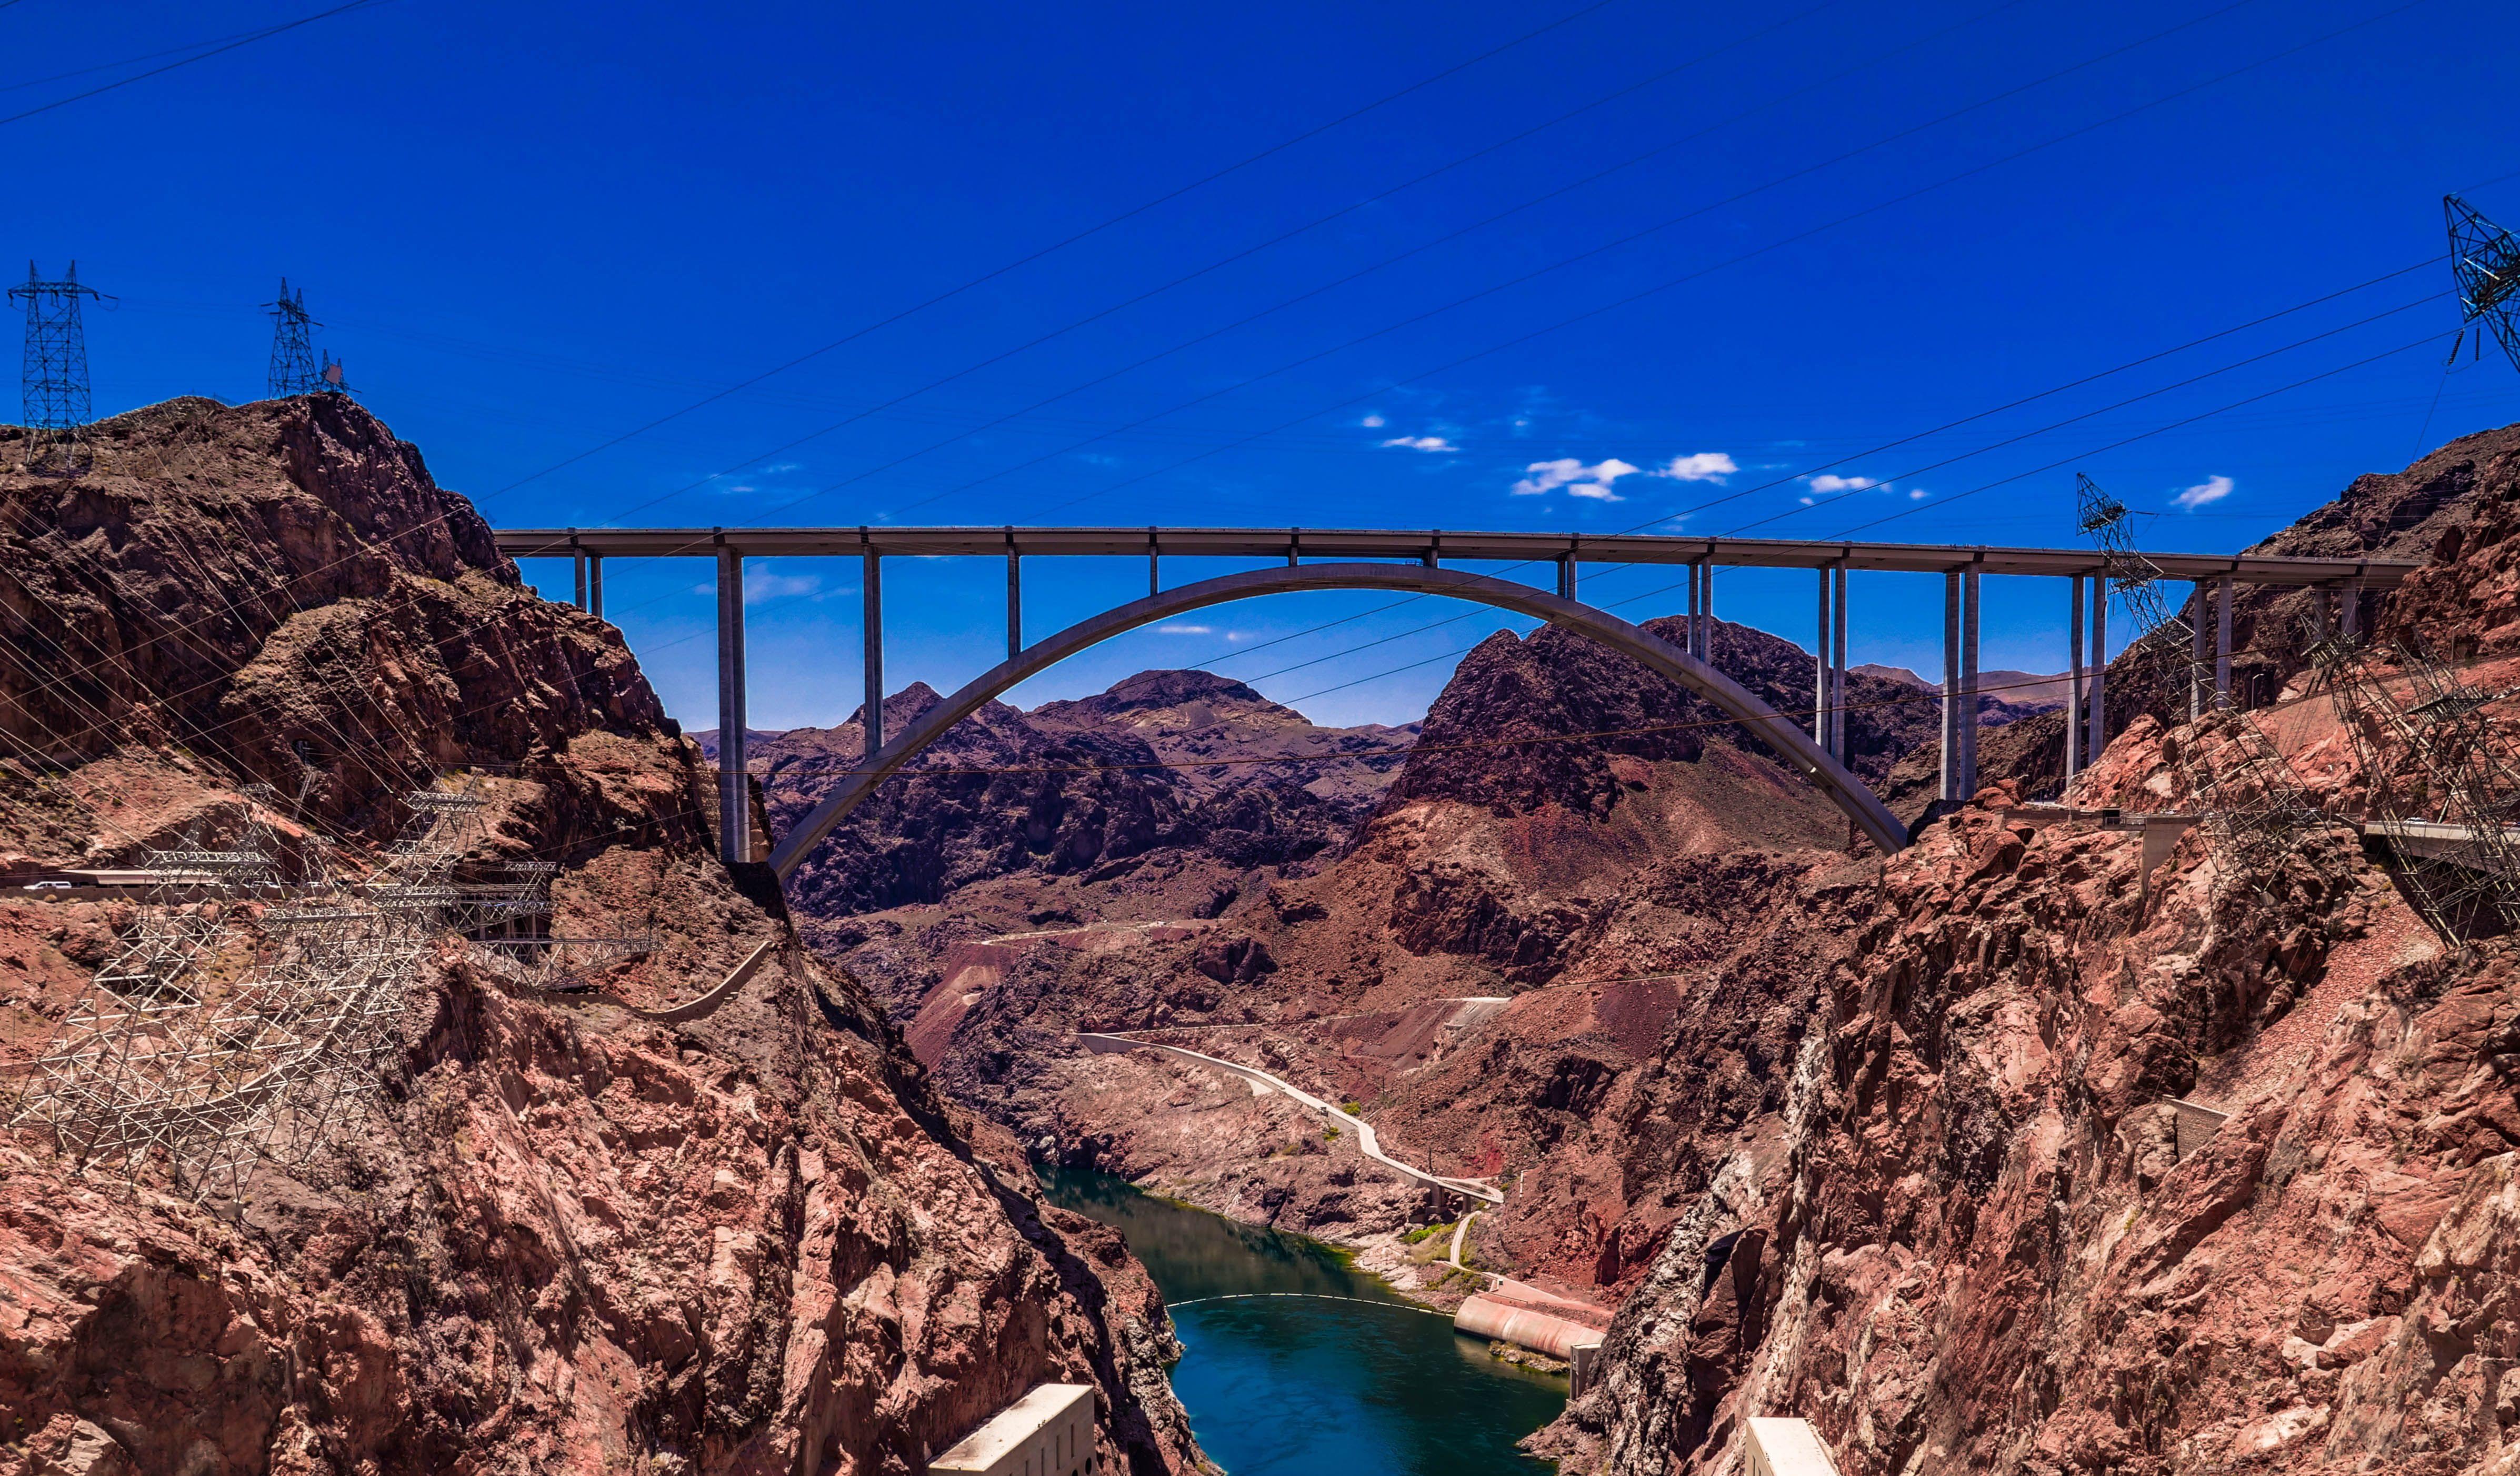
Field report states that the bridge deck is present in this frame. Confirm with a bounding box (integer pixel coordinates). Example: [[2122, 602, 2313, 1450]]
[[493, 525, 2415, 587]]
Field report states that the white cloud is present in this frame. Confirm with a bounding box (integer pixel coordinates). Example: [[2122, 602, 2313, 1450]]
[[1653, 452, 1737, 483], [1806, 474, 1877, 494], [1513, 456, 1640, 501], [2174, 474, 2233, 510], [1157, 623, 1213, 635], [744, 571, 826, 605], [1908, 487, 1928, 501], [1799, 496, 1814, 505], [1360, 413, 1386, 428], [1381, 435, 1456, 453]]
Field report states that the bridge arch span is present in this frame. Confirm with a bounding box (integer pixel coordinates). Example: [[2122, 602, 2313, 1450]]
[[763, 562, 1905, 879]]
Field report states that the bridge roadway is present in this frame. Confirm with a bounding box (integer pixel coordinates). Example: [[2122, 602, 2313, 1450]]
[[491, 524, 2419, 872]]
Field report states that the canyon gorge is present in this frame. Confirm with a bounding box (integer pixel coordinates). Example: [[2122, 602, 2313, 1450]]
[[6, 395, 2520, 1475]]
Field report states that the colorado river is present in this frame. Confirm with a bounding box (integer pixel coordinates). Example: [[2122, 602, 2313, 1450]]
[[1041, 1168, 1563, 1474]]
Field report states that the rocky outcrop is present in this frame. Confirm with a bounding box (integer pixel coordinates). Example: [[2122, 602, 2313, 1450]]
[[1537, 426, 2520, 1476], [0, 397, 1205, 1475], [712, 670, 1407, 924], [1901, 424, 2520, 815], [1391, 616, 2034, 824]]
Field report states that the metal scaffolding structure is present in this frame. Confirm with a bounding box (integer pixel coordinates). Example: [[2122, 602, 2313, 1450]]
[[12, 787, 541, 1200], [2077, 474, 2328, 882], [2309, 632, 2520, 944]]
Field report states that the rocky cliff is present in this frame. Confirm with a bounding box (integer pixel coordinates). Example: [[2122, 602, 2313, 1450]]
[[705, 669, 1410, 928], [807, 609, 1966, 1305], [1537, 424, 2520, 1475], [0, 398, 1206, 1476]]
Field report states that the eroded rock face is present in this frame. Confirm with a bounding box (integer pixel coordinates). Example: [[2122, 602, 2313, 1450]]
[[1536, 428, 2520, 1476], [0, 398, 1205, 1476], [1392, 616, 2035, 823], [817, 616, 1927, 1283], [717, 670, 1405, 922], [1923, 424, 2520, 813]]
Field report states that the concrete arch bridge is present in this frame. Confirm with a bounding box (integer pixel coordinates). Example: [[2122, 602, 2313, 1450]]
[[491, 525, 2417, 876]]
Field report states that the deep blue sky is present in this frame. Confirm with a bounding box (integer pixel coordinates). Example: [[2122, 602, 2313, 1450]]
[[15, 0, 2519, 728]]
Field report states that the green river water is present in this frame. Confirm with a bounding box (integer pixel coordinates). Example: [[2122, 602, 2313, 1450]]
[[1039, 1167, 1563, 1475]]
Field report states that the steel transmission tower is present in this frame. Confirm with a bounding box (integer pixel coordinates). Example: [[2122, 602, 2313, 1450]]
[[264, 280, 352, 398], [266, 279, 321, 395], [2447, 195, 2520, 374], [2077, 474, 2328, 885], [11, 261, 106, 472], [2309, 631, 2520, 946]]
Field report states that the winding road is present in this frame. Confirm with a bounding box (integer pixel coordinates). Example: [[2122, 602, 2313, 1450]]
[[1076, 1032, 1502, 1205]]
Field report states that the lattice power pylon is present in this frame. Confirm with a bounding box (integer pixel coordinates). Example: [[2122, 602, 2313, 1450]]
[[2078, 474, 2328, 883], [265, 280, 322, 397], [2447, 194, 2520, 374], [2309, 632, 2520, 944], [10, 261, 106, 473], [10, 786, 529, 1200], [261, 280, 353, 399]]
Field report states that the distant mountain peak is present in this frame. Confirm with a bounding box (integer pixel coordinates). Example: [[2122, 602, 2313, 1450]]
[[1073, 669, 1277, 715]]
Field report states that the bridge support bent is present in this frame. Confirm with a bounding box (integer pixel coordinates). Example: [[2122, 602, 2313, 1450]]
[[764, 562, 1910, 881], [715, 538, 749, 865]]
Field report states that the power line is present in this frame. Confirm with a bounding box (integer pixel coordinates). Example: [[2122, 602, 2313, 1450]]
[[1253, 330, 2452, 708], [846, 0, 2432, 531], [702, 669, 2084, 782], [481, 0, 1628, 502], [575, 0, 1997, 529], [0, 0, 394, 131], [0, 3, 2439, 761], [1719, 290, 2445, 534], [1827, 330, 2451, 537], [736, 0, 2285, 531], [0, 18, 319, 94], [1173, 260, 2440, 676], [13, 0, 2359, 698]]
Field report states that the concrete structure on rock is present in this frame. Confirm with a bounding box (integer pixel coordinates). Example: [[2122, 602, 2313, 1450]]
[[927, 1383, 1097, 1476], [1745, 1418, 1844, 1476]]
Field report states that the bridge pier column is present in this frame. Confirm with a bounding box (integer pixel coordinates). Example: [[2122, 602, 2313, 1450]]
[[1556, 552, 1576, 600], [1831, 564, 1847, 760], [2189, 583, 2210, 722], [2341, 579, 2362, 639], [715, 536, 749, 865], [2066, 575, 2085, 785], [1685, 561, 1701, 657], [2089, 576, 2108, 760], [1941, 573, 1959, 802], [2215, 574, 2234, 710], [1960, 568, 1979, 795], [1699, 562, 1715, 660], [1148, 527, 1159, 596], [1813, 569, 1830, 746], [589, 555, 603, 620], [572, 536, 587, 611], [863, 543, 885, 758], [1006, 530, 1022, 657]]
